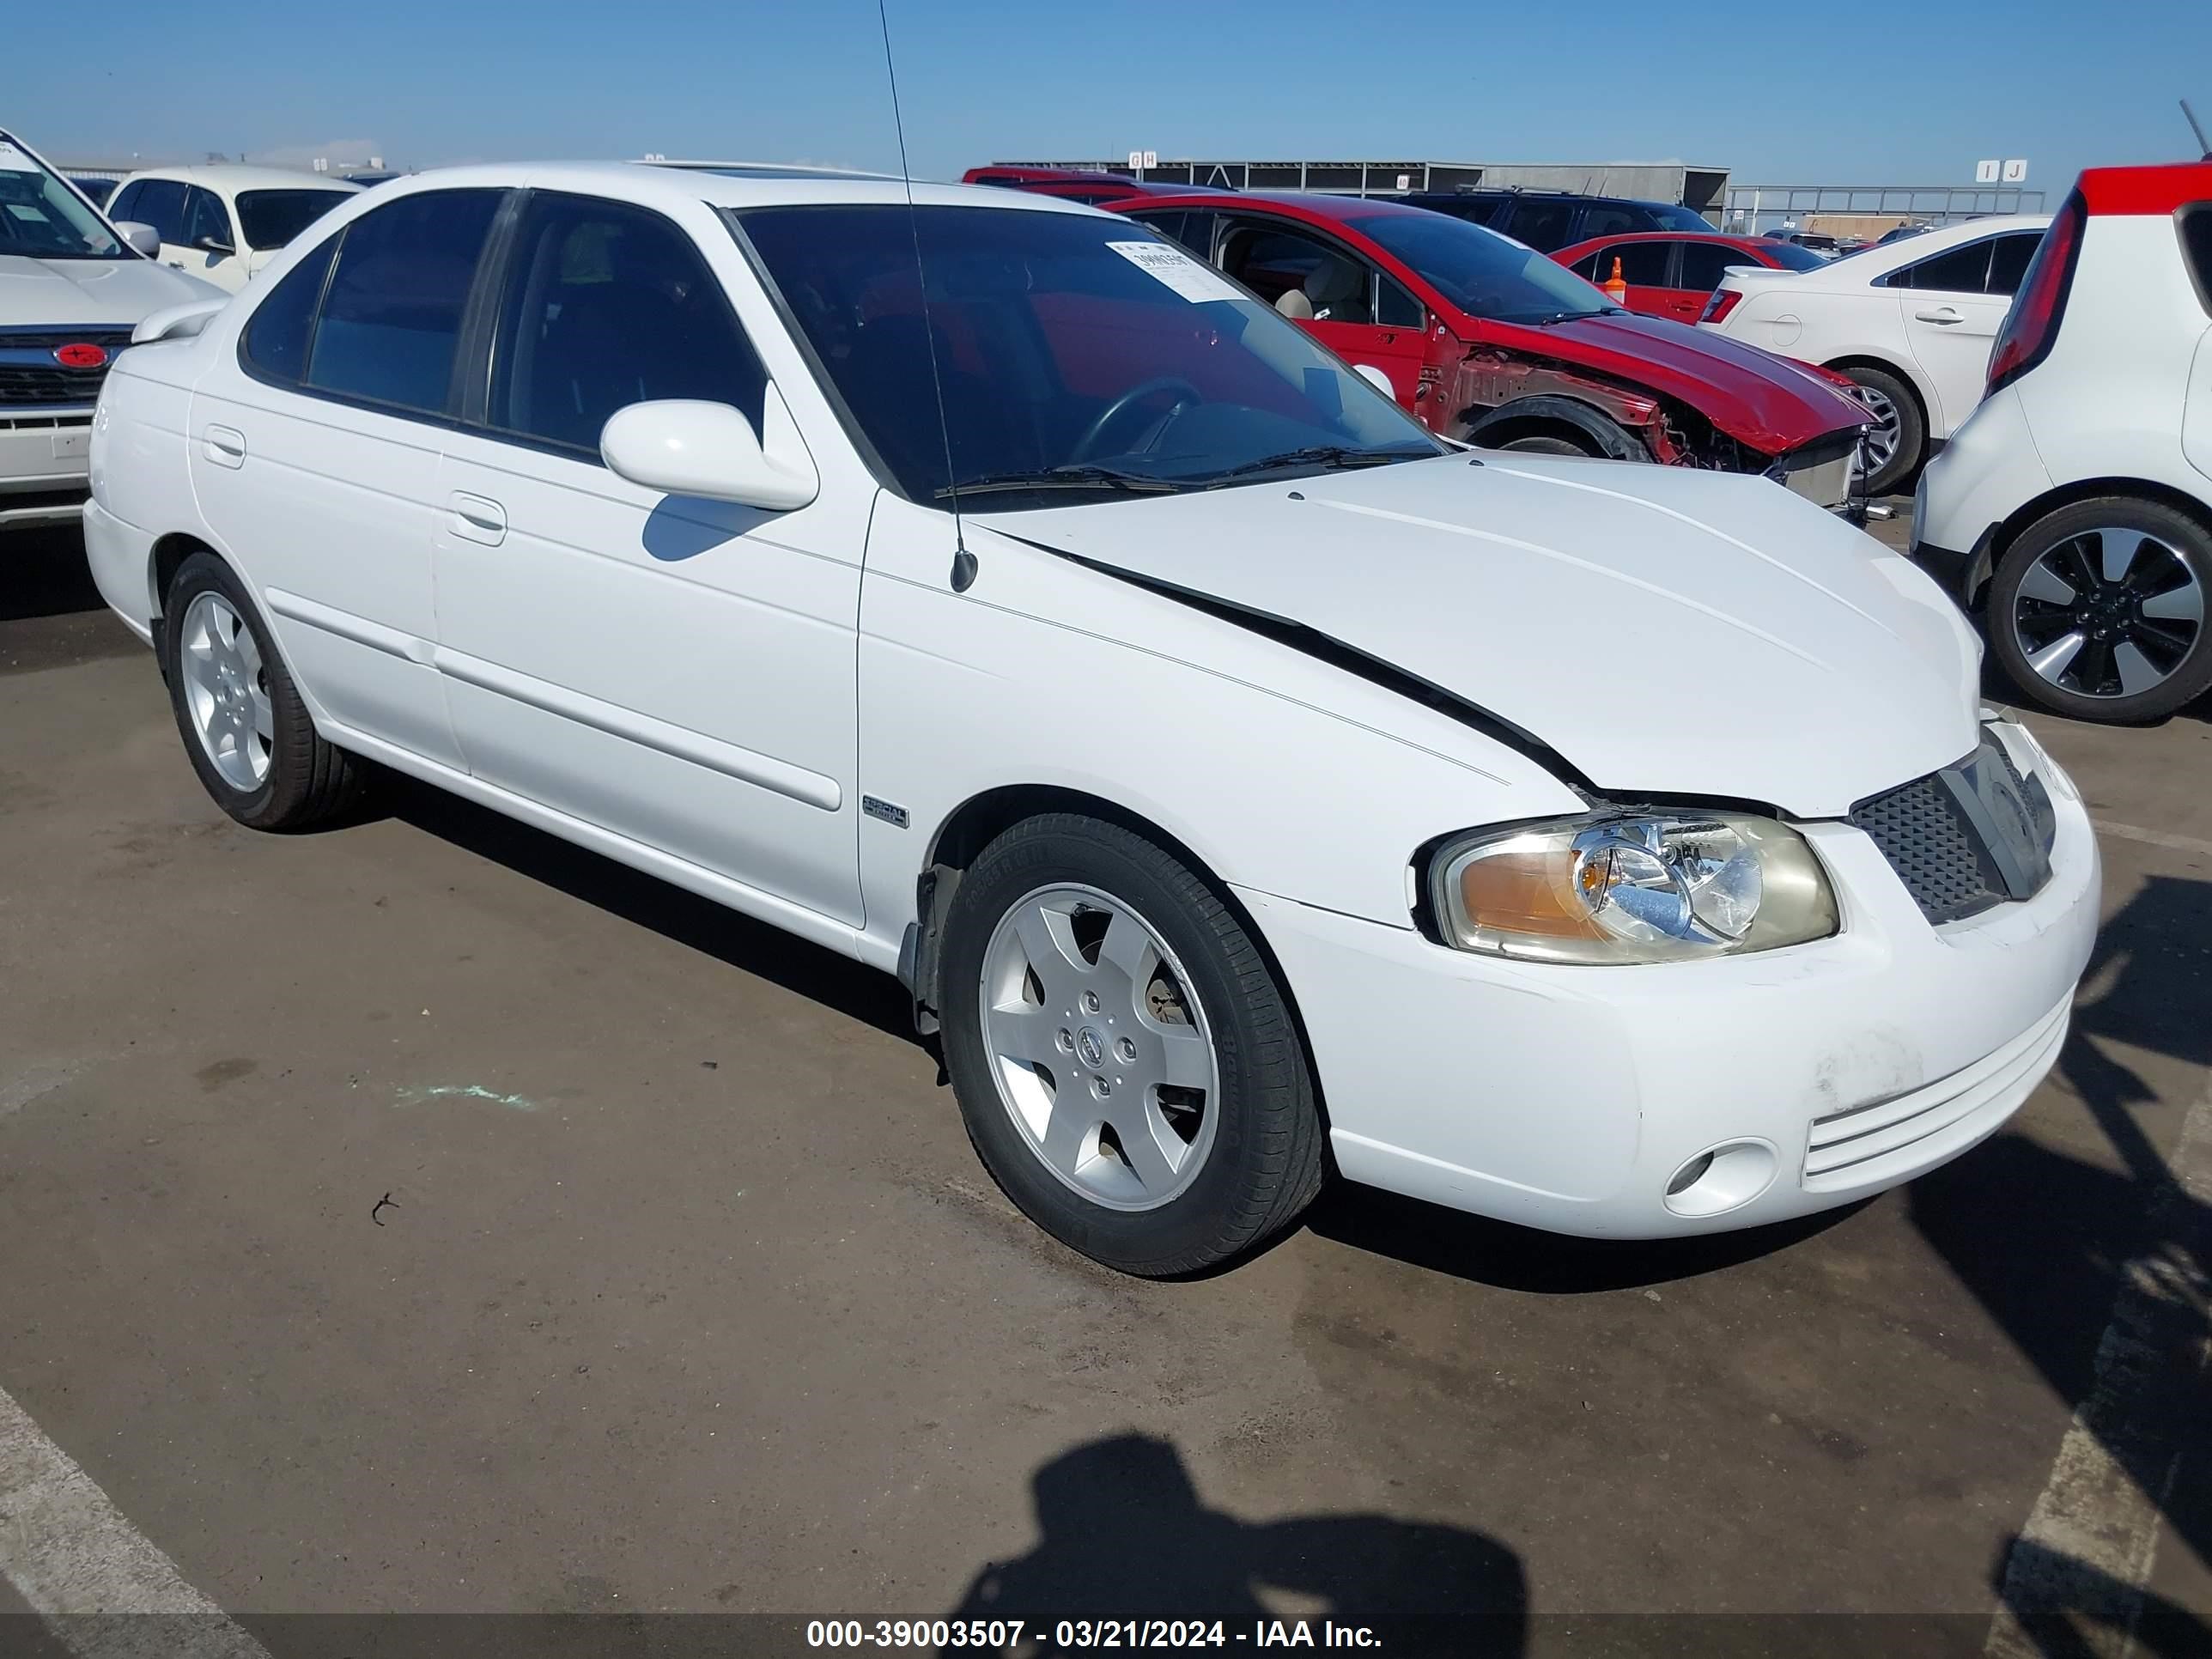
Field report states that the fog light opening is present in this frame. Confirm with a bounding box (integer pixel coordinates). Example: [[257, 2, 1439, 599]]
[[1666, 1152, 1715, 1196], [1662, 1140, 1779, 1218]]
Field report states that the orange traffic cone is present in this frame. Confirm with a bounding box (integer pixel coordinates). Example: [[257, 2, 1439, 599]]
[[1602, 257, 1629, 306]]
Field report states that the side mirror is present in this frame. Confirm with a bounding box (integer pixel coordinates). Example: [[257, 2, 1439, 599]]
[[131, 298, 229, 344], [115, 221, 161, 258], [600, 392, 817, 511], [196, 234, 235, 256], [1352, 363, 1396, 398]]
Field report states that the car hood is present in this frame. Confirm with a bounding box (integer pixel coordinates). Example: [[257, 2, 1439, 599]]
[[1480, 309, 1869, 455], [974, 453, 1980, 818], [0, 255, 222, 325]]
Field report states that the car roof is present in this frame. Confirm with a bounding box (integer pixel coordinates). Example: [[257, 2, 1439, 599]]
[[1111, 190, 1424, 226], [316, 161, 1111, 217], [1556, 229, 1761, 249], [118, 164, 366, 193]]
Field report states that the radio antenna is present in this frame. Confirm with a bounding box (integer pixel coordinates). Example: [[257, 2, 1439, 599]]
[[876, 0, 974, 590], [2185, 99, 2211, 161]]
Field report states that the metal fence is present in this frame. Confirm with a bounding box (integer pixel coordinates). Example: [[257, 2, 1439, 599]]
[[1724, 183, 2047, 234]]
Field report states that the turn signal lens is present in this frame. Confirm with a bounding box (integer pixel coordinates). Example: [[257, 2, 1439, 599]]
[[1432, 811, 1837, 965]]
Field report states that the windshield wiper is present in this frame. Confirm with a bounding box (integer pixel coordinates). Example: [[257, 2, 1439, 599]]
[[1202, 445, 1427, 484], [935, 464, 1184, 500], [1525, 308, 1613, 326]]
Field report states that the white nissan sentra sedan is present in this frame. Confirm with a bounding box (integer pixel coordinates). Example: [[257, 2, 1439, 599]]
[[84, 164, 2100, 1275]]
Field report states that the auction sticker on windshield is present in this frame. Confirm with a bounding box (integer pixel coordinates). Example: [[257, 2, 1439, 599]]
[[1107, 240, 1245, 304]]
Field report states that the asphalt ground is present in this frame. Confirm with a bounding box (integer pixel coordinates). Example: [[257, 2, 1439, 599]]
[[2, 513, 2208, 1659]]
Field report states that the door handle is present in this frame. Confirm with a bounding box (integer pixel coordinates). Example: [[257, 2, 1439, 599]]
[[448, 492, 507, 545], [203, 425, 246, 468], [1914, 307, 1965, 324]]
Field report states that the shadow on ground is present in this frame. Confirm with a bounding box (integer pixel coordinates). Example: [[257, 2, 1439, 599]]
[[944, 1432, 1527, 1644]]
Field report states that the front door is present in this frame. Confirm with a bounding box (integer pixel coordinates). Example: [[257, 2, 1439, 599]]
[[431, 189, 866, 927], [1216, 219, 1431, 412]]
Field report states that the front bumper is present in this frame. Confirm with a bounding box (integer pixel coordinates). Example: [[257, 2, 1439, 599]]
[[1237, 721, 2099, 1238], [1, 408, 94, 529]]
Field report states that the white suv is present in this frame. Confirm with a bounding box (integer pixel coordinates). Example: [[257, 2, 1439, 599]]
[[1913, 162, 2212, 722], [1, 128, 222, 532], [106, 167, 360, 293], [1701, 214, 2051, 495]]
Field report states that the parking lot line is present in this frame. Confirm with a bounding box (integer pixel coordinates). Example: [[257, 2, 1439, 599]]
[[0, 1384, 268, 1659], [1983, 1071, 2212, 1656], [2090, 819, 2212, 860]]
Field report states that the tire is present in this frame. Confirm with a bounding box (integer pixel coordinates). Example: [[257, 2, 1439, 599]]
[[161, 550, 366, 830], [1986, 496, 2212, 723], [1836, 363, 1923, 496], [938, 813, 1325, 1277], [1492, 434, 1594, 457]]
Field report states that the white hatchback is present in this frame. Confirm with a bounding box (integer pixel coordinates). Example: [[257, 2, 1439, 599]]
[[86, 164, 2099, 1274], [1701, 214, 2051, 495]]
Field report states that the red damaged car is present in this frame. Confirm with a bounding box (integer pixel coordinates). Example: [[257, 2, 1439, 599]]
[[1110, 192, 1869, 505]]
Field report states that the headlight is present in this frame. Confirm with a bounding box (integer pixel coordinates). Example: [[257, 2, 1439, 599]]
[[1430, 811, 1838, 965]]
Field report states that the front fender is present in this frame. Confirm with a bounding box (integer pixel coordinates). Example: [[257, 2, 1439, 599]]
[[1460, 392, 1650, 461]]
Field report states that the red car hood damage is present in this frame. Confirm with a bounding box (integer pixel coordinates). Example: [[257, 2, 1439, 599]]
[[1475, 309, 1869, 456]]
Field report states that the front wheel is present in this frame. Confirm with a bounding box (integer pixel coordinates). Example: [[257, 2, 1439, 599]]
[[937, 814, 1325, 1276], [161, 550, 366, 830], [1986, 497, 2212, 723]]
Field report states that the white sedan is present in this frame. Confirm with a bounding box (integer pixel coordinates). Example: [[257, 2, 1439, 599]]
[[1701, 213, 2051, 495], [105, 166, 361, 292], [85, 164, 2099, 1275]]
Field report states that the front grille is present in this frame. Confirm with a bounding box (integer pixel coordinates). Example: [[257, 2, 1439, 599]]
[[0, 365, 107, 406], [1852, 772, 2008, 922], [1850, 736, 2057, 925], [0, 331, 131, 409]]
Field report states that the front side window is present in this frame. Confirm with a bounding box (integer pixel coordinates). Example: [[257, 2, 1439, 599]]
[[304, 189, 501, 416], [1679, 241, 1756, 289], [735, 204, 1437, 508], [1345, 210, 1613, 325], [487, 192, 767, 455], [237, 189, 355, 251], [185, 187, 232, 251], [1220, 224, 1376, 325], [1593, 240, 1672, 287], [0, 135, 127, 259]]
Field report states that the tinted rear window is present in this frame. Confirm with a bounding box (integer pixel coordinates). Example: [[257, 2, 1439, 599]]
[[237, 189, 355, 251], [305, 189, 501, 416]]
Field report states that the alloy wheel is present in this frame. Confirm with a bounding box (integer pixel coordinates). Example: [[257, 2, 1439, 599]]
[[179, 592, 273, 790], [2009, 526, 2204, 700], [1851, 384, 1900, 480], [978, 883, 1221, 1212]]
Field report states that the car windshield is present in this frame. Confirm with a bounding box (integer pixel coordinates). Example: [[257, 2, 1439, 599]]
[[0, 135, 126, 260], [735, 204, 1440, 508], [1340, 210, 1614, 325], [236, 188, 354, 251]]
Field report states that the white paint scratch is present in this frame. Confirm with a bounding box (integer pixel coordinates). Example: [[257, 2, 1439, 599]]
[[0, 1382, 270, 1658], [392, 1084, 539, 1112]]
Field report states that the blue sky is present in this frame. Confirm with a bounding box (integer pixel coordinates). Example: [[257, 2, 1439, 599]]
[[14, 0, 2209, 193]]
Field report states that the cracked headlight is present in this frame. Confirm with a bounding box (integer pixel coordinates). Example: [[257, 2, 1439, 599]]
[[1431, 811, 1838, 965]]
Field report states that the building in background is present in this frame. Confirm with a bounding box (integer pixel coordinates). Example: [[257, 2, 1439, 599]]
[[999, 158, 1732, 215]]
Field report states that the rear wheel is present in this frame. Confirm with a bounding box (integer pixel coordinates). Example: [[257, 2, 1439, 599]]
[[1987, 497, 2212, 723], [162, 551, 366, 830], [938, 814, 1325, 1277], [1835, 363, 1923, 496]]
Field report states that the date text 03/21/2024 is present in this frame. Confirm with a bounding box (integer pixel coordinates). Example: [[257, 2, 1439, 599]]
[[805, 1620, 1384, 1648]]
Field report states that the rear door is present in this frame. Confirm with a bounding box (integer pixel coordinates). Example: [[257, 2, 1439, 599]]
[[189, 187, 505, 771], [1893, 231, 2042, 434], [1674, 241, 1759, 325]]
